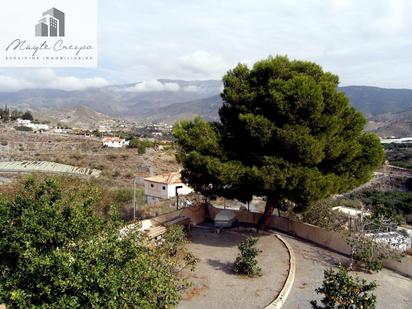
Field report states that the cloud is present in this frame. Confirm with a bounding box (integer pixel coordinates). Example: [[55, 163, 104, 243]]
[[125, 79, 180, 92], [0, 75, 35, 92], [178, 51, 228, 78], [0, 69, 109, 92], [370, 0, 406, 33], [47, 76, 109, 91], [183, 85, 200, 92], [2, 1, 412, 89]]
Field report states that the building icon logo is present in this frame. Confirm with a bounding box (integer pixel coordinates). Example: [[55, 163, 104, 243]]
[[35, 8, 65, 37]]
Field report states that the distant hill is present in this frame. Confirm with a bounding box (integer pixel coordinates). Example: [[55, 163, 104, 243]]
[[0, 79, 222, 119], [141, 95, 222, 122], [365, 108, 412, 137], [35, 106, 113, 130], [339, 86, 412, 117], [2, 81, 412, 136]]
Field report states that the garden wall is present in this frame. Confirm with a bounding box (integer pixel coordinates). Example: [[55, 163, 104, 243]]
[[135, 204, 412, 277], [207, 205, 412, 277], [140, 203, 207, 230]]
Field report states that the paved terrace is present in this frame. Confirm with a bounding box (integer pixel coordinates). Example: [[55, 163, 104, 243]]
[[281, 232, 412, 308], [178, 228, 289, 309], [177, 227, 412, 309]]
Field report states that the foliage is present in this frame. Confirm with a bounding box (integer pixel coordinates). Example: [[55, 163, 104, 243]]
[[0, 176, 196, 308], [14, 126, 33, 132], [301, 199, 347, 231], [173, 56, 384, 228], [384, 143, 412, 169], [347, 232, 404, 272], [334, 197, 363, 210], [310, 266, 377, 309], [128, 138, 157, 154], [233, 236, 262, 276], [0, 107, 27, 122], [160, 226, 199, 269], [355, 190, 412, 223], [10, 110, 23, 121], [0, 105, 10, 122], [21, 111, 34, 121]]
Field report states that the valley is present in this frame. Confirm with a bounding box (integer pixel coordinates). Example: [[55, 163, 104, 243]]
[[2, 81, 412, 137]]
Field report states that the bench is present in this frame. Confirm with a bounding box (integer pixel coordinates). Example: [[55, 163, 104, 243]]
[[164, 216, 191, 231], [145, 226, 167, 240]]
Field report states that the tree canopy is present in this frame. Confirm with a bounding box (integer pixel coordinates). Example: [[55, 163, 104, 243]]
[[174, 56, 384, 228], [21, 111, 34, 121], [0, 176, 196, 308]]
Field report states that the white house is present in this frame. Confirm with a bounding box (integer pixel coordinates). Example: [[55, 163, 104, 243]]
[[16, 119, 49, 131], [17, 119, 31, 125], [144, 172, 193, 204], [102, 137, 129, 148], [380, 137, 412, 144], [28, 123, 49, 131]]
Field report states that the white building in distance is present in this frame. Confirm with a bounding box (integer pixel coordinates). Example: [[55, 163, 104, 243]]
[[102, 137, 129, 148], [16, 119, 49, 131], [17, 119, 31, 126], [144, 172, 193, 204]]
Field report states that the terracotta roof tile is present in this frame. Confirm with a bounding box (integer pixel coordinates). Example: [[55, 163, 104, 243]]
[[144, 172, 182, 184]]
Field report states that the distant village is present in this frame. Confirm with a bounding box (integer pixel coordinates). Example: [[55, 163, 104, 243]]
[[0, 105, 175, 146]]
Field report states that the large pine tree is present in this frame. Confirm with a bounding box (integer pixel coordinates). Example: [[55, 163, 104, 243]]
[[174, 56, 384, 229]]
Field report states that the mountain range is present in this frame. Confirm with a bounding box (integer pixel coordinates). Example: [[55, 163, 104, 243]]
[[1, 80, 412, 136]]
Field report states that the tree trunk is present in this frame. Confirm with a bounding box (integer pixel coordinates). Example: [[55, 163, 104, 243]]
[[257, 196, 276, 231]]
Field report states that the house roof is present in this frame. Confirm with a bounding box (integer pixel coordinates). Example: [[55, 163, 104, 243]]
[[332, 206, 370, 217], [144, 172, 183, 185], [102, 137, 125, 143]]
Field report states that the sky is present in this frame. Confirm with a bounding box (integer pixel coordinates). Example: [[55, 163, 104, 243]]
[[1, 0, 412, 91]]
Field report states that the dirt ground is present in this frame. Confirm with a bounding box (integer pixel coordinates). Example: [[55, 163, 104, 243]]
[[178, 227, 289, 309], [0, 128, 179, 189]]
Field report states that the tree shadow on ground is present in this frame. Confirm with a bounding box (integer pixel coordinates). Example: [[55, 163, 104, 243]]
[[206, 258, 236, 275], [188, 228, 245, 248], [300, 247, 348, 267]]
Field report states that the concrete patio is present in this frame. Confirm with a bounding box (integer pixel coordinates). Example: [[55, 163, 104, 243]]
[[178, 227, 290, 309]]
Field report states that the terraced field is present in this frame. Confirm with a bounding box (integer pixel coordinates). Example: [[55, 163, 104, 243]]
[[0, 161, 101, 177]]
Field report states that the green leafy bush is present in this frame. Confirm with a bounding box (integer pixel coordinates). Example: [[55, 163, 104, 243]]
[[0, 176, 196, 308], [311, 266, 377, 309], [233, 236, 262, 276]]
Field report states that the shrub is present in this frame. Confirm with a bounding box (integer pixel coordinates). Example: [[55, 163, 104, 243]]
[[106, 154, 117, 161], [128, 138, 157, 154], [14, 126, 32, 132], [233, 236, 262, 276], [301, 199, 346, 231], [347, 233, 404, 272], [311, 266, 377, 309]]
